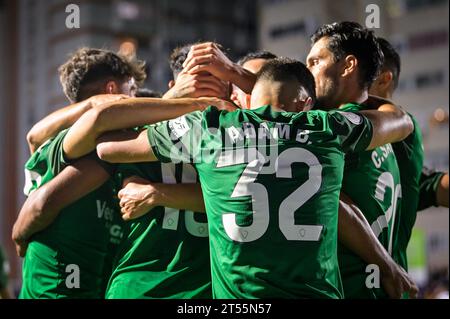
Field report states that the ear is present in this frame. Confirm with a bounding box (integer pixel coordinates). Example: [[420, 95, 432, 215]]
[[379, 71, 393, 87], [105, 81, 119, 94], [294, 97, 313, 112], [168, 80, 175, 89], [302, 97, 314, 111], [342, 55, 358, 78]]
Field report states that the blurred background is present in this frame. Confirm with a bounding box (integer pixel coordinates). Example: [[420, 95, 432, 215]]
[[0, 0, 448, 298]]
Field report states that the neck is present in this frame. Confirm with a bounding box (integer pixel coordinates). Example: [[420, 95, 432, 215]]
[[336, 84, 368, 109]]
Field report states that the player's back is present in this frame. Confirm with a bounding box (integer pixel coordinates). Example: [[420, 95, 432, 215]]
[[338, 103, 402, 299], [106, 160, 211, 299], [160, 105, 373, 298], [20, 130, 124, 299]]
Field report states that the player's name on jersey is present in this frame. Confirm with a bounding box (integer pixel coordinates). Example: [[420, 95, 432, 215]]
[[167, 119, 311, 166], [371, 143, 395, 168], [225, 122, 310, 146]]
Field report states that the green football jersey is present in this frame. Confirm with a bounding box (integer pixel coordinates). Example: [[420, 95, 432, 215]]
[[338, 103, 402, 299], [147, 105, 373, 299], [106, 161, 211, 299], [0, 246, 9, 290], [20, 129, 125, 299], [418, 167, 444, 211], [391, 114, 424, 272]]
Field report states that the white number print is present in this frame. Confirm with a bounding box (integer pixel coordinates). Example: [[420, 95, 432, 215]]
[[371, 172, 401, 254], [161, 163, 208, 237], [218, 147, 323, 243]]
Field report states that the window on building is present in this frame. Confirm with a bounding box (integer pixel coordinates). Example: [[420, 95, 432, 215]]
[[270, 20, 306, 39]]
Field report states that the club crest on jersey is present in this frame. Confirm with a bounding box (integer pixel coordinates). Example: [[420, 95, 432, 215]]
[[339, 112, 363, 125], [169, 116, 190, 140]]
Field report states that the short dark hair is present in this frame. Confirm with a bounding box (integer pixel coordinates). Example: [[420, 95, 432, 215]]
[[59, 48, 146, 103], [168, 43, 196, 79], [311, 21, 383, 89], [135, 88, 162, 98], [377, 37, 401, 89], [256, 57, 316, 105], [169, 42, 230, 79], [237, 51, 278, 66]]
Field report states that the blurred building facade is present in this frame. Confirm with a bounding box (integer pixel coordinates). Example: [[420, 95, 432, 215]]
[[0, 0, 257, 290], [259, 0, 449, 284]]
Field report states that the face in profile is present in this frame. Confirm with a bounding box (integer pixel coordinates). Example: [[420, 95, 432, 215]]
[[306, 37, 342, 109]]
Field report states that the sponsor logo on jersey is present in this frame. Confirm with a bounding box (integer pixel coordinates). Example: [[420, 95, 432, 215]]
[[339, 111, 363, 125], [169, 116, 190, 139]]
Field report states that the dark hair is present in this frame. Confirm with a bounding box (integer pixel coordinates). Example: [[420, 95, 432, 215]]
[[59, 47, 146, 103], [377, 37, 401, 89], [169, 42, 229, 79], [256, 57, 316, 105], [237, 51, 278, 66], [311, 21, 383, 89], [135, 88, 162, 98]]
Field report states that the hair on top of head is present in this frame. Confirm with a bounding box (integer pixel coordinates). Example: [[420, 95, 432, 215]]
[[169, 41, 228, 78], [58, 47, 146, 102], [311, 21, 384, 89], [376, 37, 401, 89], [237, 51, 278, 66], [135, 88, 162, 98], [256, 57, 316, 104]]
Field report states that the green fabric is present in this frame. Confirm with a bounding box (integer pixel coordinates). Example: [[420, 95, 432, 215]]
[[106, 161, 211, 299], [148, 105, 373, 298], [338, 103, 402, 299], [418, 168, 444, 211], [19, 129, 125, 299], [391, 114, 424, 272], [0, 247, 8, 289]]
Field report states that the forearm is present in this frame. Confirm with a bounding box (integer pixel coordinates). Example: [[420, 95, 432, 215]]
[[361, 104, 413, 150], [338, 193, 393, 274], [155, 183, 206, 212], [437, 173, 449, 207], [27, 100, 91, 154], [64, 98, 205, 160], [228, 64, 257, 94], [12, 189, 58, 243]]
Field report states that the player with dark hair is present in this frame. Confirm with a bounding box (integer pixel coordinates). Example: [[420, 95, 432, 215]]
[[231, 51, 278, 109], [12, 47, 146, 298], [307, 22, 406, 299], [369, 37, 448, 279], [64, 56, 415, 298]]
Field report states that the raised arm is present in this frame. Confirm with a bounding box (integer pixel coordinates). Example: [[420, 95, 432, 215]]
[[360, 102, 413, 150], [12, 157, 110, 257], [117, 176, 205, 221], [183, 42, 257, 94], [62, 97, 234, 160], [26, 94, 128, 154], [338, 193, 418, 299]]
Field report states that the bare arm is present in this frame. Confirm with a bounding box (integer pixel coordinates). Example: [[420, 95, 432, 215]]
[[62, 97, 234, 161], [118, 176, 205, 221], [26, 94, 128, 154], [360, 103, 413, 150], [338, 193, 418, 299], [12, 158, 110, 257], [437, 173, 449, 208], [183, 42, 257, 94], [96, 130, 157, 163]]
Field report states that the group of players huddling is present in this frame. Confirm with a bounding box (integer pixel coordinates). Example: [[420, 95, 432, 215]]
[[11, 21, 449, 299]]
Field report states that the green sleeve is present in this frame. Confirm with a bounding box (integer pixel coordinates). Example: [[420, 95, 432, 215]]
[[147, 111, 204, 164], [0, 247, 9, 289], [23, 129, 114, 195], [418, 168, 445, 211], [328, 110, 373, 153]]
